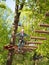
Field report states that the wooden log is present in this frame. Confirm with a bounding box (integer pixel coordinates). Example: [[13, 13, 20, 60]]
[[4, 45, 37, 51], [4, 45, 13, 50], [4, 45, 18, 50], [45, 12, 49, 16], [40, 24, 49, 27], [31, 36, 46, 40], [35, 30, 49, 34], [22, 48, 37, 52], [13, 45, 37, 50], [25, 41, 42, 44], [24, 45, 38, 48], [22, 47, 37, 50], [15, 48, 36, 54]]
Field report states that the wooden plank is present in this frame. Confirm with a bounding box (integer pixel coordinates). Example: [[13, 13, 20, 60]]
[[31, 36, 46, 40], [15, 48, 36, 54], [4, 45, 12, 50], [24, 45, 38, 48], [22, 48, 37, 50], [25, 41, 42, 44], [40, 24, 49, 27], [4, 45, 37, 50], [4, 45, 18, 50], [35, 30, 49, 34], [45, 12, 49, 16]]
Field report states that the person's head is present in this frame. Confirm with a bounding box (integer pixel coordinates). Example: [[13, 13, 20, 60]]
[[21, 28, 24, 33]]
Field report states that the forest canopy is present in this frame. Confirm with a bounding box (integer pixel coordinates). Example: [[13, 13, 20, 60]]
[[0, 0, 49, 65]]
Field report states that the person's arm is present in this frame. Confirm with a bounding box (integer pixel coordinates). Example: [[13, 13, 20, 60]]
[[16, 33, 20, 36], [24, 33, 30, 37]]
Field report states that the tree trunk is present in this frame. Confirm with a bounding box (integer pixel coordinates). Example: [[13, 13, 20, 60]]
[[6, 0, 24, 65]]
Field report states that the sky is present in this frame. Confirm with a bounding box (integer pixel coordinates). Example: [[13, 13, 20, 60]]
[[5, 0, 28, 12], [6, 0, 15, 12]]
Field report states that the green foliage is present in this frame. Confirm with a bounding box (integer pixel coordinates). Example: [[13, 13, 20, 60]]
[[0, 1, 6, 9], [0, 1, 14, 65]]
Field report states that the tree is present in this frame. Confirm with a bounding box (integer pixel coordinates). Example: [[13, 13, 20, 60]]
[[6, 0, 25, 65], [0, 0, 49, 65], [0, 1, 13, 65]]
